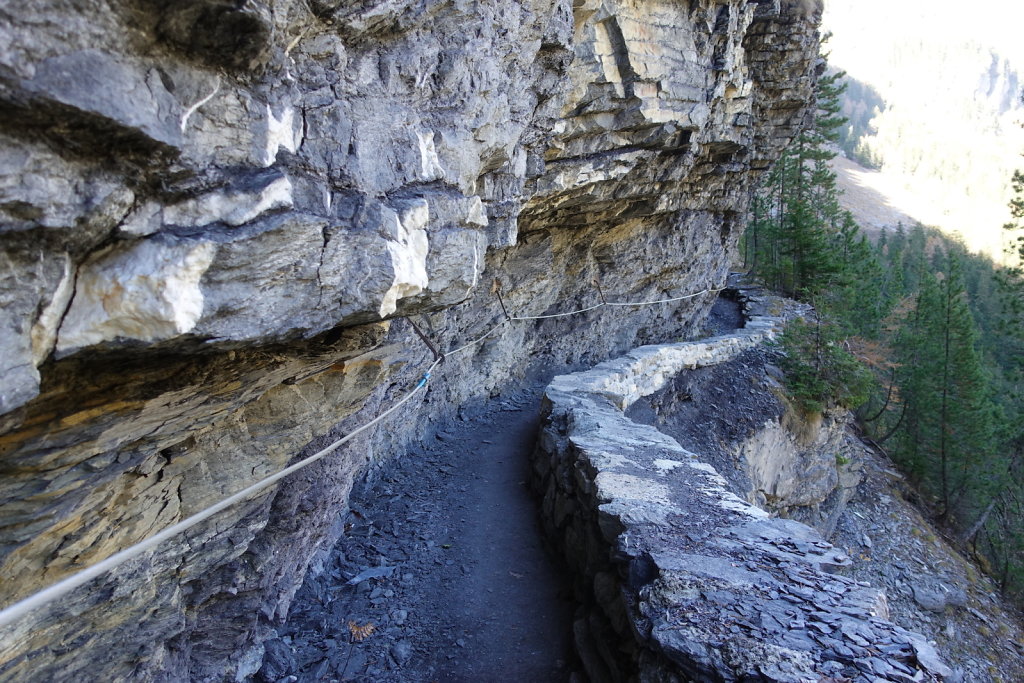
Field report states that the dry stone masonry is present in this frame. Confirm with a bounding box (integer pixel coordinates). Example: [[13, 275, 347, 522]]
[[628, 283, 865, 537], [0, 1, 821, 680], [533, 320, 953, 682]]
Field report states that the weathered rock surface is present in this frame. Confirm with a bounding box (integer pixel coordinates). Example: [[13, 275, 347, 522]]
[[533, 323, 952, 682], [628, 286, 865, 535], [0, 0, 821, 680], [830, 446, 1024, 682]]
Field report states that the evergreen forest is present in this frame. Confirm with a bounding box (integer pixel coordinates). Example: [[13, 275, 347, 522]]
[[743, 62, 1024, 600]]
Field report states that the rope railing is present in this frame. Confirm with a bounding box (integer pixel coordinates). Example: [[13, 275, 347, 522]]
[[0, 281, 723, 630], [605, 290, 716, 307]]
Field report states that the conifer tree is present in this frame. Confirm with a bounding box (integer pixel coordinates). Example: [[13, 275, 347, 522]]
[[827, 213, 886, 338], [745, 65, 854, 300], [894, 252, 997, 522], [996, 170, 1024, 401]]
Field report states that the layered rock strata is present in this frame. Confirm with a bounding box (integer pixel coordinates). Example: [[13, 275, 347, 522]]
[[0, 0, 820, 679], [533, 325, 952, 682]]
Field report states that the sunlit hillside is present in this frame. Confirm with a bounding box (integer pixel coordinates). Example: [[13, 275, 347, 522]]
[[822, 0, 1024, 261]]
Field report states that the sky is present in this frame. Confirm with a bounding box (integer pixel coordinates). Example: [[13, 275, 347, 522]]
[[823, 0, 1024, 70]]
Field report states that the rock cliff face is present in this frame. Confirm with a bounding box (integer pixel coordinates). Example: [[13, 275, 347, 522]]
[[0, 1, 820, 680]]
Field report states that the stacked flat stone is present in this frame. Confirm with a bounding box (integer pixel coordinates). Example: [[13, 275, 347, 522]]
[[534, 323, 952, 682]]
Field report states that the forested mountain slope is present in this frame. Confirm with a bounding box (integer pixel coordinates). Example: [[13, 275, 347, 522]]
[[743, 44, 1024, 671], [822, 0, 1024, 260]]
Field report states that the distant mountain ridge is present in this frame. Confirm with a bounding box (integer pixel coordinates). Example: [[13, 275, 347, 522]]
[[823, 0, 1024, 261]]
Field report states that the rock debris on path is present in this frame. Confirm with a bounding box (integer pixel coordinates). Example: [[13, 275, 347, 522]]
[[260, 386, 575, 683]]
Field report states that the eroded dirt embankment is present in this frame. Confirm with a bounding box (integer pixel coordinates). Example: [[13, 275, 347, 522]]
[[830, 448, 1024, 683]]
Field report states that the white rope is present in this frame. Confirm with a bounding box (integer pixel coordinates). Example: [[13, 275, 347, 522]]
[[510, 303, 605, 321], [511, 286, 723, 318], [0, 282, 723, 629], [441, 319, 509, 358], [605, 287, 723, 307], [0, 360, 440, 630]]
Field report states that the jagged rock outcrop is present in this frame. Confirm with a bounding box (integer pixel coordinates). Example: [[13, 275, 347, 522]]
[[533, 324, 952, 682], [0, 1, 821, 680]]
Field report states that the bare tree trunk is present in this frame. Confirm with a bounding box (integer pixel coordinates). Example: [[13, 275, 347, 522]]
[[876, 401, 908, 445], [863, 367, 897, 423], [961, 497, 998, 545]]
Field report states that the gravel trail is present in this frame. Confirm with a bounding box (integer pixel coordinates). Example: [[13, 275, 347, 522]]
[[262, 385, 575, 683], [261, 294, 749, 682]]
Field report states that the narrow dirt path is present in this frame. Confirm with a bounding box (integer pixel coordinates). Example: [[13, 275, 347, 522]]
[[260, 294, 750, 683], [262, 384, 575, 682], [423, 390, 574, 681]]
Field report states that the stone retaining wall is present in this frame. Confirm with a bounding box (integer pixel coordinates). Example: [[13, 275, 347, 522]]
[[532, 323, 952, 682]]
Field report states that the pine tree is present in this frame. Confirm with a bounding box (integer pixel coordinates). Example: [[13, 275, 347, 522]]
[[894, 251, 998, 522], [996, 170, 1024, 404], [778, 315, 873, 415], [827, 213, 887, 339], [873, 230, 906, 316], [901, 223, 929, 295], [743, 190, 773, 275], [744, 64, 855, 300]]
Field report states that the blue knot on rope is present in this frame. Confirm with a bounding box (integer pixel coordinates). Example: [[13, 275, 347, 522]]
[[416, 371, 431, 389]]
